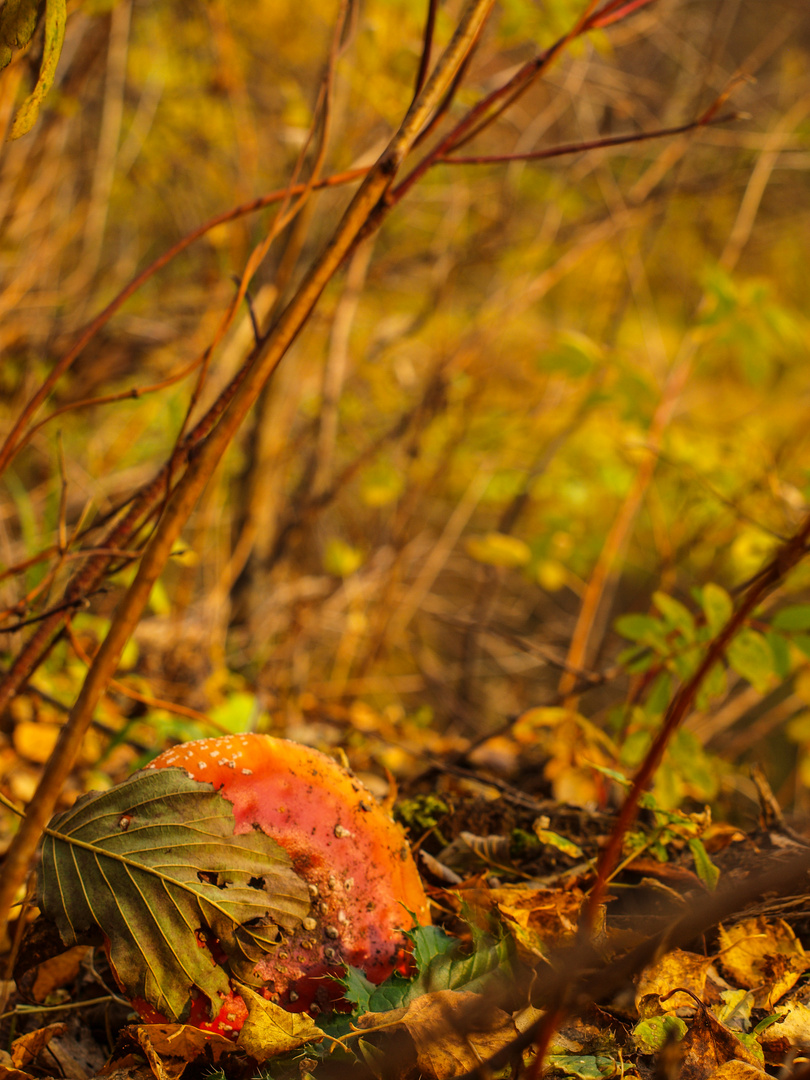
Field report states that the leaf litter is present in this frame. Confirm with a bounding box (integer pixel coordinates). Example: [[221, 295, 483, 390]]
[[7, 766, 810, 1080]]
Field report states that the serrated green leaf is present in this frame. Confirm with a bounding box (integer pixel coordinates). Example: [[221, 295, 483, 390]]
[[342, 965, 377, 1013], [39, 769, 311, 1023], [360, 926, 516, 1014], [772, 605, 810, 632], [726, 629, 774, 693], [407, 923, 458, 972]]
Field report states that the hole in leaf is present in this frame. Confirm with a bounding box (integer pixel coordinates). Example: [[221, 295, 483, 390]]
[[197, 870, 224, 888]]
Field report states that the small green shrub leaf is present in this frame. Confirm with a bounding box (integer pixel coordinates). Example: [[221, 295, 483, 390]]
[[701, 583, 733, 634], [726, 629, 774, 693], [653, 592, 695, 638]]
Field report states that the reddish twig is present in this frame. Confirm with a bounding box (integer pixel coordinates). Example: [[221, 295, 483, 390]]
[[440, 111, 740, 166]]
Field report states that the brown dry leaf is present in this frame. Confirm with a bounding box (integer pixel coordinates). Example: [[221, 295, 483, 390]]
[[357, 989, 517, 1080], [716, 917, 807, 1009], [15, 918, 80, 1003], [0, 1067, 41, 1080], [458, 885, 585, 961], [30, 946, 90, 1003], [679, 1008, 762, 1080], [44, 1033, 99, 1080], [121, 1025, 235, 1080], [236, 984, 323, 1061], [11, 1024, 67, 1069], [635, 949, 714, 1013]]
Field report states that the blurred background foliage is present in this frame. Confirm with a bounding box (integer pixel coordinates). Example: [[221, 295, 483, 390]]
[[1, 0, 810, 826]]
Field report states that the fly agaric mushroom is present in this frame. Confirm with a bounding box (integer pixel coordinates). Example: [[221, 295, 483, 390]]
[[133, 734, 430, 1033]]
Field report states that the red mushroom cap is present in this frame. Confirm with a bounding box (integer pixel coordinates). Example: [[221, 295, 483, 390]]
[[143, 734, 430, 1026]]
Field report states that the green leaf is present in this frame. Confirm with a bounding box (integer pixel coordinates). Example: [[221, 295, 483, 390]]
[[408, 923, 458, 973], [772, 605, 810, 631], [688, 837, 719, 891], [546, 1054, 618, 1079], [726, 629, 774, 693], [614, 613, 660, 643], [39, 769, 311, 1023], [765, 631, 791, 679], [9, 0, 66, 138], [617, 645, 655, 673], [358, 925, 517, 1014], [632, 1015, 687, 1053], [701, 583, 733, 634], [341, 966, 377, 1013], [644, 672, 671, 718], [695, 662, 726, 710], [653, 592, 695, 639]]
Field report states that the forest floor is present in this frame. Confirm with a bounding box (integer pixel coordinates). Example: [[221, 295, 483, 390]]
[[4, 745, 810, 1080]]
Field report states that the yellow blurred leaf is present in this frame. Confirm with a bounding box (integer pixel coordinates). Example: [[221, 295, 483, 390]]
[[13, 722, 60, 764], [466, 532, 531, 568], [537, 559, 568, 591], [324, 538, 363, 577]]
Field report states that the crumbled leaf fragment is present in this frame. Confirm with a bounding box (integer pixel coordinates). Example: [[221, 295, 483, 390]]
[[0, 0, 39, 68], [532, 822, 583, 859], [9, 0, 67, 139]]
